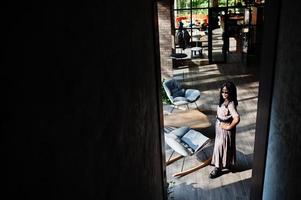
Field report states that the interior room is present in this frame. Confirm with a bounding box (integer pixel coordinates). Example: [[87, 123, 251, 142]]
[[159, 0, 264, 199], [2, 0, 301, 199]]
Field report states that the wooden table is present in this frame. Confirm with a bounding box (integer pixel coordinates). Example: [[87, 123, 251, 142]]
[[164, 109, 211, 129]]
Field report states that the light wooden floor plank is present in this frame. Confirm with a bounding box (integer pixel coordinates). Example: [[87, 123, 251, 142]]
[[164, 59, 259, 200]]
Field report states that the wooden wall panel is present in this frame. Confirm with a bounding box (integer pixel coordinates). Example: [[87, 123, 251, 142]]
[[2, 1, 165, 199]]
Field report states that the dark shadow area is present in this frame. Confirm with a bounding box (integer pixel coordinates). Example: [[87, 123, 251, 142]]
[[236, 123, 256, 134], [195, 145, 253, 173], [235, 153, 253, 173], [174, 64, 259, 94], [168, 178, 252, 200], [193, 76, 257, 91], [183, 73, 237, 83], [173, 59, 207, 69]]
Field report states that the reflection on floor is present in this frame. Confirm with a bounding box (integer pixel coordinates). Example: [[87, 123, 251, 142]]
[[163, 60, 259, 200]]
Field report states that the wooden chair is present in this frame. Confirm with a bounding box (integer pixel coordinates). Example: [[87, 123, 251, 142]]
[[165, 127, 212, 177]]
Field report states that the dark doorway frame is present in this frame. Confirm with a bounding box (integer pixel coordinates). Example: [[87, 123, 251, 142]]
[[155, 0, 279, 199], [250, 0, 280, 199]]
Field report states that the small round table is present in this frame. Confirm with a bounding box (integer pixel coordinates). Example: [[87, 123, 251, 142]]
[[170, 53, 189, 67], [191, 47, 203, 57]]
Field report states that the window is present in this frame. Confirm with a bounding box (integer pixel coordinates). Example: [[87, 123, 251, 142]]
[[173, 0, 250, 52]]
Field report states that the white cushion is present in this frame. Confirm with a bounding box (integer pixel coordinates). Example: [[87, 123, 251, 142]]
[[165, 127, 191, 156], [165, 137, 191, 156], [185, 89, 200, 102], [165, 127, 209, 156]]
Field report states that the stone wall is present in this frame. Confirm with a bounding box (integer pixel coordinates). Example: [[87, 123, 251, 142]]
[[157, 0, 173, 79]]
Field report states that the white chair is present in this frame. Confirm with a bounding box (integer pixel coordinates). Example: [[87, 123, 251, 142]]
[[165, 127, 212, 177]]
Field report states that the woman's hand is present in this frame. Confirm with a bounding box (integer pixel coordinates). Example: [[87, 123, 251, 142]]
[[220, 116, 240, 130], [220, 122, 231, 130]]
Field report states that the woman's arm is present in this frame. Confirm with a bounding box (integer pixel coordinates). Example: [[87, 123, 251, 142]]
[[220, 101, 240, 130], [220, 116, 240, 130]]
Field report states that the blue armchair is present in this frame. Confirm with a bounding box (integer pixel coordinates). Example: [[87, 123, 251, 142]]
[[163, 79, 201, 112]]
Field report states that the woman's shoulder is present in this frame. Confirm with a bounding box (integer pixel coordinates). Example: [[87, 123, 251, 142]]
[[227, 101, 238, 110], [228, 101, 235, 106], [228, 101, 239, 116], [228, 100, 238, 106]]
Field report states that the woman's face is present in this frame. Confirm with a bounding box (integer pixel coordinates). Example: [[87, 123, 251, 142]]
[[221, 86, 229, 100]]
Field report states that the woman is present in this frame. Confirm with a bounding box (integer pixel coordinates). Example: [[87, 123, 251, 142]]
[[209, 81, 240, 179]]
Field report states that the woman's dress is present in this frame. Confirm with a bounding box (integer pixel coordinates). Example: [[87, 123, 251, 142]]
[[211, 101, 239, 168]]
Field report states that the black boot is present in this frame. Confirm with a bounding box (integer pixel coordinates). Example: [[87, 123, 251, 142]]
[[209, 167, 221, 179]]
